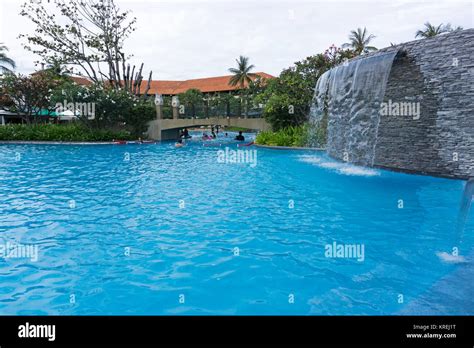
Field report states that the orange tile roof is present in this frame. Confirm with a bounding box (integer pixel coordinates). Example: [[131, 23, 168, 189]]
[[31, 70, 274, 95], [70, 76, 93, 86], [142, 72, 274, 95], [31, 70, 94, 86]]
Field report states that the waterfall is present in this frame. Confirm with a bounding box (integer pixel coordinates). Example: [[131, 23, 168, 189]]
[[310, 50, 398, 166], [456, 178, 474, 242], [308, 70, 331, 147], [309, 69, 331, 125], [437, 178, 473, 263]]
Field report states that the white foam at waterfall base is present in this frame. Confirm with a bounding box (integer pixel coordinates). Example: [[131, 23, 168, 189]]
[[436, 251, 467, 264], [299, 155, 380, 177]]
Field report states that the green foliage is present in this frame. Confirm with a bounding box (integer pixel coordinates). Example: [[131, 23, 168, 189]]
[[0, 72, 61, 121], [0, 42, 16, 73], [415, 22, 463, 38], [19, 0, 137, 86], [0, 124, 133, 142], [52, 82, 156, 137], [228, 56, 256, 88], [256, 46, 354, 131], [255, 125, 309, 147], [126, 102, 156, 137], [178, 88, 204, 117], [229, 95, 242, 116], [256, 122, 327, 148], [208, 93, 230, 116], [342, 27, 377, 55]]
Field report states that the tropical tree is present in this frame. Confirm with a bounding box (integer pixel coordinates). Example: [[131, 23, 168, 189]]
[[256, 46, 354, 130], [228, 56, 258, 116], [415, 22, 463, 38], [243, 77, 266, 115], [0, 43, 16, 73], [178, 89, 204, 117], [228, 56, 257, 88], [342, 27, 377, 55], [211, 93, 233, 117], [0, 73, 60, 123], [19, 0, 152, 95], [44, 57, 72, 78]]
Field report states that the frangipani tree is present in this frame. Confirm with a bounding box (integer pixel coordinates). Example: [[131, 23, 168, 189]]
[[19, 0, 152, 95], [0, 73, 60, 123]]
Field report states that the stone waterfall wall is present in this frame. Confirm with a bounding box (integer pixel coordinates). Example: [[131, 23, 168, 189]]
[[322, 29, 474, 178], [372, 29, 474, 179]]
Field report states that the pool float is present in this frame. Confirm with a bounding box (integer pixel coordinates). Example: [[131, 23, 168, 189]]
[[237, 141, 254, 147], [124, 140, 156, 145]]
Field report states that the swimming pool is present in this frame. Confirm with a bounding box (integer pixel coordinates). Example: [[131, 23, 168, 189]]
[[0, 133, 472, 315]]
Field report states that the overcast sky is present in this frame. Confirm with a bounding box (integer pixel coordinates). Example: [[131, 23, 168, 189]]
[[0, 0, 472, 80]]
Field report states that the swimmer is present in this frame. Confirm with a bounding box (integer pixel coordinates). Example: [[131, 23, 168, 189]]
[[235, 131, 245, 141]]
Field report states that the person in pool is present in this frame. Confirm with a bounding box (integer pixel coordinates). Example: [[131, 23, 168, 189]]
[[235, 131, 245, 141], [175, 139, 184, 148]]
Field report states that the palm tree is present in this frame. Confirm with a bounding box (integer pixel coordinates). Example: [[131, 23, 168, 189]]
[[45, 58, 67, 76], [0, 43, 16, 73], [416, 22, 448, 38], [228, 56, 257, 117], [228, 56, 256, 88], [415, 22, 463, 38], [342, 28, 377, 55]]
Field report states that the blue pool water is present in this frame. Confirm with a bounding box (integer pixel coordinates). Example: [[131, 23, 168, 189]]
[[0, 133, 473, 315]]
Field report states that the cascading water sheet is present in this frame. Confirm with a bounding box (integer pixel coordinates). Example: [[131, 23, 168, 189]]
[[310, 50, 398, 166]]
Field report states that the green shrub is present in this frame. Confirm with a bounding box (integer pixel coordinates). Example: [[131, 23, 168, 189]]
[[255, 123, 326, 148], [50, 82, 156, 137], [0, 124, 134, 142]]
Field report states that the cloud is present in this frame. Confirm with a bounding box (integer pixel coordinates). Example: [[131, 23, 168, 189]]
[[1, 0, 472, 79]]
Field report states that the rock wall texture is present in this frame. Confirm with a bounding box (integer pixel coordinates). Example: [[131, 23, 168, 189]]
[[374, 29, 474, 179], [327, 29, 474, 179]]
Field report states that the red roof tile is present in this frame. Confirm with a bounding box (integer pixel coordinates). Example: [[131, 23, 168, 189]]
[[70, 76, 93, 86], [30, 70, 274, 95], [142, 72, 274, 95]]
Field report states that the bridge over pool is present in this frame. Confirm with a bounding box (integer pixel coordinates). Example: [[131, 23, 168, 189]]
[[147, 116, 270, 141]]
